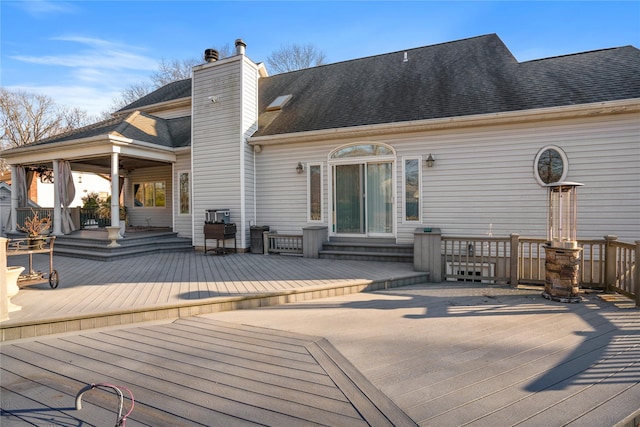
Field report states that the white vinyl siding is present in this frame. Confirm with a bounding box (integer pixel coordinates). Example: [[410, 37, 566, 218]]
[[253, 112, 639, 243], [254, 142, 330, 234], [191, 55, 260, 248], [126, 165, 173, 228], [147, 105, 191, 120]]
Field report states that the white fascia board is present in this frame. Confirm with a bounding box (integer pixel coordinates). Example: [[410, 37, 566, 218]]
[[120, 142, 176, 163], [113, 97, 191, 117], [248, 98, 640, 147], [2, 134, 176, 165]]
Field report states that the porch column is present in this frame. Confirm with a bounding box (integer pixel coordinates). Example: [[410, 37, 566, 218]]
[[9, 165, 18, 233], [110, 152, 120, 229], [52, 160, 63, 235]]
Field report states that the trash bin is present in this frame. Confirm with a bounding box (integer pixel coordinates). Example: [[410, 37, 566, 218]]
[[250, 226, 270, 254]]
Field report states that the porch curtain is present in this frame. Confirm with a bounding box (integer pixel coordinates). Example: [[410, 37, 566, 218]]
[[58, 160, 77, 234], [5, 166, 33, 231], [16, 166, 31, 208]]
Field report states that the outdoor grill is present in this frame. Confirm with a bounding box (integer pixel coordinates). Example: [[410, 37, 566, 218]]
[[204, 211, 236, 255]]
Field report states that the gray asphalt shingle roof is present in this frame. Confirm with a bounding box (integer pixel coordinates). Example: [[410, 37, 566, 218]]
[[28, 34, 640, 147], [118, 78, 192, 112], [254, 34, 640, 136], [29, 112, 191, 148]]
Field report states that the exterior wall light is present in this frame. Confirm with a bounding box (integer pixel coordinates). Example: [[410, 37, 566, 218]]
[[425, 154, 435, 168], [296, 162, 305, 174]]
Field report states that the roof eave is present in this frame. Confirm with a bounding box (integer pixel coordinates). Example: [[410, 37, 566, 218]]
[[114, 97, 191, 117], [248, 99, 640, 146], [2, 134, 176, 165]]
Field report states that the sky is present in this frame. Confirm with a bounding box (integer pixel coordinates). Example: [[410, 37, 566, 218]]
[[1, 0, 639, 117]]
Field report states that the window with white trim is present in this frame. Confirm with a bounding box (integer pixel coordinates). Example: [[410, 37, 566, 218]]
[[534, 145, 568, 186], [307, 163, 323, 221], [403, 157, 421, 222], [133, 181, 166, 208], [178, 172, 189, 214]]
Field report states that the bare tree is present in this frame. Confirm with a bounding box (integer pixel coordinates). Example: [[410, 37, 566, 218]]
[[106, 43, 234, 114], [266, 43, 327, 74], [0, 87, 94, 149]]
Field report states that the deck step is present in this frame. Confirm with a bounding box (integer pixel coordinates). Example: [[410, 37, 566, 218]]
[[319, 240, 414, 263], [52, 230, 193, 261]]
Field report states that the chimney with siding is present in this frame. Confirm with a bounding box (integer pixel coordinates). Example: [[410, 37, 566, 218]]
[[191, 40, 259, 251]]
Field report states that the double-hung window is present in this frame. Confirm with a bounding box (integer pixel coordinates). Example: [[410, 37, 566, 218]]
[[403, 157, 421, 222], [134, 181, 166, 208], [307, 164, 323, 221]]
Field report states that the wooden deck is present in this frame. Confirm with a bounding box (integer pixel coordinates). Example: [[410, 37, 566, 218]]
[[2, 252, 426, 340], [1, 252, 639, 426]]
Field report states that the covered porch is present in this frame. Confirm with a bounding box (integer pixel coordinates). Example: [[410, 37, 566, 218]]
[[1, 112, 186, 241]]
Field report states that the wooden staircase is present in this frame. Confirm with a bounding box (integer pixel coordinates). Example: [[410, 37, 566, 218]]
[[50, 229, 194, 261], [319, 237, 414, 263]]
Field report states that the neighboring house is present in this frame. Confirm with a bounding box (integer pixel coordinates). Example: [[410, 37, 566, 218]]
[[2, 34, 639, 246], [0, 181, 39, 237], [37, 172, 111, 208], [0, 182, 12, 236]]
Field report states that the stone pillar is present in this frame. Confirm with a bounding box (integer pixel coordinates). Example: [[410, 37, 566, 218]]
[[414, 228, 441, 282], [303, 226, 328, 258], [543, 245, 582, 303]]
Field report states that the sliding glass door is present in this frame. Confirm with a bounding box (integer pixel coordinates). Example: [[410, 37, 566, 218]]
[[333, 162, 393, 236]]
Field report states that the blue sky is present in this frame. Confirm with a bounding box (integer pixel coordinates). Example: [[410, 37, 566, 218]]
[[2, 1, 639, 116]]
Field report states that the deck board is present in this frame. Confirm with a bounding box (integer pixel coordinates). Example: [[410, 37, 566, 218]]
[[1, 320, 383, 426], [2, 252, 638, 426], [207, 283, 640, 427]]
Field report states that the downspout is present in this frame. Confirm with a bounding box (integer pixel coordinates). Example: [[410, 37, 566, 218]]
[[237, 39, 247, 249], [190, 74, 196, 247]]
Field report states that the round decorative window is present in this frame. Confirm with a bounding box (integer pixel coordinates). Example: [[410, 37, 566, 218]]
[[534, 146, 568, 186]]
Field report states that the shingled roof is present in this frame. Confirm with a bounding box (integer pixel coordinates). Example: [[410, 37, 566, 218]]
[[29, 111, 191, 148], [254, 34, 640, 136], [117, 78, 192, 113], [33, 34, 640, 147]]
